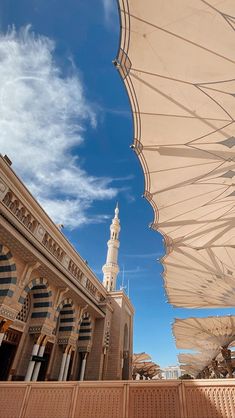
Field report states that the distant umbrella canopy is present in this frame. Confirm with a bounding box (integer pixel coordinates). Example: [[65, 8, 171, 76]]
[[132, 352, 151, 363], [116, 0, 235, 307], [132, 352, 160, 379], [179, 364, 201, 377]]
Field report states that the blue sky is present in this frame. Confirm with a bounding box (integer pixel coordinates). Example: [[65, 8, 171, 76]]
[[1, 0, 235, 368]]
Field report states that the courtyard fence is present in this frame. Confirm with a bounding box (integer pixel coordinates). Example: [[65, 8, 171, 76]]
[[0, 379, 235, 418]]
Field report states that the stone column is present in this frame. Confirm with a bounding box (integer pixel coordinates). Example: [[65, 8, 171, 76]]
[[31, 337, 48, 381], [101, 346, 109, 380], [25, 335, 44, 381], [58, 349, 68, 381], [79, 352, 88, 381], [63, 347, 72, 381], [0, 332, 4, 346]]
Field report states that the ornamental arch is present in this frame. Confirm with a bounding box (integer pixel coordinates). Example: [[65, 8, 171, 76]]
[[10, 278, 55, 381], [0, 244, 17, 302], [49, 298, 77, 381], [0, 244, 19, 381], [78, 312, 93, 345], [77, 312, 94, 381], [55, 298, 76, 335], [18, 277, 53, 321]]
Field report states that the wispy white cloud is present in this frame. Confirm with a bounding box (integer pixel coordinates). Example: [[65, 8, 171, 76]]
[[112, 174, 135, 182], [94, 265, 146, 276], [121, 266, 146, 275], [102, 106, 131, 118], [0, 26, 118, 228], [101, 0, 117, 25], [123, 253, 164, 259]]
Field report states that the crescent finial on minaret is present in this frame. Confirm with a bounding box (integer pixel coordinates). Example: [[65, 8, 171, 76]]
[[115, 202, 119, 218]]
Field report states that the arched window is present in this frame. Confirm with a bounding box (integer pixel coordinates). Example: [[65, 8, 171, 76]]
[[18, 278, 52, 320], [78, 313, 92, 342], [57, 301, 75, 334]]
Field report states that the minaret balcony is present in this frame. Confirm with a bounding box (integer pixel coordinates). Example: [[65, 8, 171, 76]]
[[107, 239, 120, 247], [102, 263, 119, 274]]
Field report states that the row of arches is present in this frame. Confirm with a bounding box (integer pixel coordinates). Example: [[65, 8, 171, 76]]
[[0, 244, 93, 335], [16, 281, 92, 334], [0, 244, 93, 381], [0, 244, 132, 381]]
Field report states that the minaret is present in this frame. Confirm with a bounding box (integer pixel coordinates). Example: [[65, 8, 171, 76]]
[[102, 203, 120, 292]]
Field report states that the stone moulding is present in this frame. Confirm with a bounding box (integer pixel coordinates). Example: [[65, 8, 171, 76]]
[[2, 189, 38, 234]]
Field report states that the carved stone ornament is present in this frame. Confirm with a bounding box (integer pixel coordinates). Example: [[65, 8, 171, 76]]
[[58, 337, 76, 347], [41, 324, 54, 337], [62, 255, 70, 269], [58, 337, 69, 345], [0, 178, 8, 200], [42, 232, 65, 262], [29, 326, 42, 334], [2, 189, 38, 233], [34, 224, 45, 241], [11, 319, 26, 332], [0, 305, 18, 321]]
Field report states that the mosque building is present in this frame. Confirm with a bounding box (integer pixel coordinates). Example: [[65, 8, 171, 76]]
[[0, 154, 134, 381]]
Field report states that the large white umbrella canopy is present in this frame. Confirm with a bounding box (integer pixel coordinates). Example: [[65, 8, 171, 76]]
[[178, 352, 217, 373], [173, 316, 235, 352], [178, 353, 214, 366], [117, 0, 235, 307], [163, 245, 235, 307]]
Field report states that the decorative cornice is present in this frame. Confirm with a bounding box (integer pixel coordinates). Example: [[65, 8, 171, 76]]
[[0, 305, 18, 321]]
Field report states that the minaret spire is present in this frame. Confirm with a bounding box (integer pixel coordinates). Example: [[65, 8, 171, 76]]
[[102, 204, 121, 291]]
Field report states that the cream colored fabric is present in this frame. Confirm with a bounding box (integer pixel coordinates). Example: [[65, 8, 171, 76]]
[[132, 353, 160, 378], [174, 316, 235, 371], [174, 316, 235, 351], [133, 352, 151, 363], [163, 246, 235, 307], [117, 0, 235, 307], [178, 352, 216, 375], [179, 353, 214, 366]]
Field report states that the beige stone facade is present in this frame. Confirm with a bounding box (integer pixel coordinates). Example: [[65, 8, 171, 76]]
[[0, 154, 134, 381]]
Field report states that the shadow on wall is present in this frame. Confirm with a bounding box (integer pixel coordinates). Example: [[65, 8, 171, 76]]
[[182, 379, 235, 418], [127, 380, 235, 418], [0, 379, 235, 418]]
